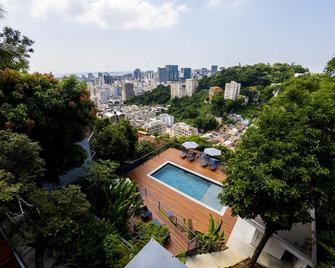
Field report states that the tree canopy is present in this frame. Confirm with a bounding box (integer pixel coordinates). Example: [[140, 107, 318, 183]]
[[220, 74, 335, 267], [0, 70, 96, 180], [126, 85, 170, 105], [0, 26, 34, 71]]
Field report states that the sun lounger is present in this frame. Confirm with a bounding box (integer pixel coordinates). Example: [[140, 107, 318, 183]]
[[200, 153, 209, 167], [180, 149, 187, 159], [140, 205, 152, 221], [187, 152, 196, 161], [209, 158, 219, 170]]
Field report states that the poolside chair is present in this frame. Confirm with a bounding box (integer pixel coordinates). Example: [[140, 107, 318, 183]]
[[187, 152, 196, 161], [140, 205, 152, 221], [180, 149, 187, 159], [209, 158, 219, 171], [200, 153, 209, 167]]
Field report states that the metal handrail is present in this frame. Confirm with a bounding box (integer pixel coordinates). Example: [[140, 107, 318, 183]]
[[141, 187, 198, 252]]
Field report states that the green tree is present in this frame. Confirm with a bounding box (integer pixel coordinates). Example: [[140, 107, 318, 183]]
[[135, 140, 155, 158], [91, 119, 137, 163], [84, 160, 142, 234], [220, 75, 335, 267], [324, 56, 335, 77], [194, 114, 219, 132], [195, 215, 225, 254], [0, 27, 34, 71], [0, 130, 44, 184], [0, 71, 96, 180], [0, 170, 22, 211], [14, 185, 90, 268]]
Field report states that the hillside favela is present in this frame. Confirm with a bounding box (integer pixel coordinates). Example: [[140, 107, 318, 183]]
[[0, 1, 334, 268]]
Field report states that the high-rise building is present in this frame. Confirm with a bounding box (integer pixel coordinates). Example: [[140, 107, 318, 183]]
[[224, 81, 241, 101], [103, 74, 113, 85], [185, 79, 198, 97], [158, 67, 167, 83], [170, 82, 186, 99], [122, 83, 135, 101], [181, 68, 192, 80], [134, 68, 141, 80], [88, 73, 94, 81], [201, 68, 209, 76], [144, 71, 154, 80], [98, 72, 103, 78], [211, 65, 218, 74], [165, 65, 179, 81]]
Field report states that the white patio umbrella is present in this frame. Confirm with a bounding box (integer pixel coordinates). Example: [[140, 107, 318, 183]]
[[204, 148, 221, 156], [181, 141, 199, 149]]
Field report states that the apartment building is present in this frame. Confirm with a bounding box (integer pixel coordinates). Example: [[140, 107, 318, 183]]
[[224, 81, 241, 101], [185, 79, 198, 97], [145, 119, 167, 135], [171, 122, 198, 137]]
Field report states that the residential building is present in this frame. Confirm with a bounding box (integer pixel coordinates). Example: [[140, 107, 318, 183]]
[[165, 65, 179, 81], [201, 68, 209, 76], [211, 65, 218, 74], [144, 71, 154, 80], [208, 86, 224, 101], [170, 82, 187, 99], [172, 122, 198, 137], [181, 68, 192, 80], [158, 113, 175, 126], [134, 68, 141, 80], [145, 119, 167, 135], [185, 78, 198, 97], [158, 67, 167, 83], [122, 83, 135, 101], [224, 81, 241, 101]]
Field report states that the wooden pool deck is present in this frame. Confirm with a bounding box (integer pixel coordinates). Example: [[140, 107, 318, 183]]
[[126, 148, 238, 256]]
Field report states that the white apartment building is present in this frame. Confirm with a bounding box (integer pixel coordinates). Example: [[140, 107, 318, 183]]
[[171, 122, 198, 137], [158, 113, 175, 127], [145, 119, 167, 135], [170, 83, 187, 99], [185, 79, 198, 97], [224, 81, 241, 101]]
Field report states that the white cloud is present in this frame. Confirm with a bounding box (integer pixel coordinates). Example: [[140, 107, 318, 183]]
[[30, 0, 188, 30], [209, 0, 247, 7]]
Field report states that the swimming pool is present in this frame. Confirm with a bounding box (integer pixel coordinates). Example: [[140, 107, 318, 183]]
[[149, 162, 225, 215]]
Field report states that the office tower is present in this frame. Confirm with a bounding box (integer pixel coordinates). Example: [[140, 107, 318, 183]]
[[122, 83, 135, 101], [181, 68, 192, 80], [158, 67, 167, 83], [103, 74, 113, 85], [88, 73, 94, 81], [134, 68, 141, 80], [224, 81, 241, 101], [211, 65, 218, 74], [201, 68, 209, 76], [165, 65, 179, 81], [98, 72, 103, 78]]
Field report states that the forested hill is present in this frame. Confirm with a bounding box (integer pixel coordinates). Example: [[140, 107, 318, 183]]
[[126, 85, 170, 105], [199, 63, 308, 90]]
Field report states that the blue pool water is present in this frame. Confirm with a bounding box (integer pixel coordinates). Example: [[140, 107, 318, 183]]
[[151, 163, 224, 212]]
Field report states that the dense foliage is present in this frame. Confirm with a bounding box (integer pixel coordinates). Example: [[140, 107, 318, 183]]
[[91, 119, 137, 163], [126, 85, 170, 105], [0, 71, 96, 180], [195, 215, 225, 254], [220, 74, 335, 267], [0, 26, 34, 71]]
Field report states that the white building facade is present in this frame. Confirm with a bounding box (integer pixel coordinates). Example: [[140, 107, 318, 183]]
[[224, 81, 241, 101], [171, 122, 198, 137]]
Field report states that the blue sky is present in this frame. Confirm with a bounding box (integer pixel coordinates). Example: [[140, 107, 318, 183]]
[[1, 0, 334, 74]]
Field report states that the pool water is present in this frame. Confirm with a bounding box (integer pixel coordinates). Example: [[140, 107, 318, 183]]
[[151, 163, 224, 212]]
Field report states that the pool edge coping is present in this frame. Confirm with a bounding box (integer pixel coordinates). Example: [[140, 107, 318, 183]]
[[147, 160, 227, 216]]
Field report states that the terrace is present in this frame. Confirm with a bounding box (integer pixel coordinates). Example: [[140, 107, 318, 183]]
[[126, 147, 237, 256]]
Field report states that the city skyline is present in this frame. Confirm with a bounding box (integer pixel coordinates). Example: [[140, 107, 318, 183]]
[[1, 0, 335, 74]]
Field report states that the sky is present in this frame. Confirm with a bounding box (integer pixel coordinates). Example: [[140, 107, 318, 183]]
[[1, 0, 334, 74]]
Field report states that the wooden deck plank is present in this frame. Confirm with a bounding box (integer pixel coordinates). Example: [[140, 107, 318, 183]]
[[126, 148, 238, 256]]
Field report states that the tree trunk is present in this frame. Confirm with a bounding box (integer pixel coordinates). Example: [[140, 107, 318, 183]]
[[35, 244, 45, 268], [248, 229, 274, 268]]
